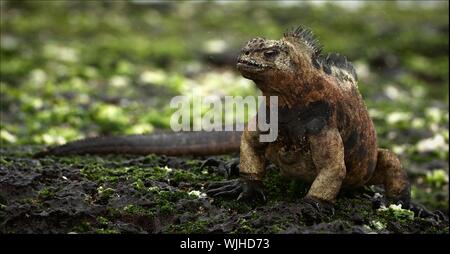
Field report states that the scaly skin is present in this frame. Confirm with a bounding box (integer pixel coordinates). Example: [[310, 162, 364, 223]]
[[34, 131, 242, 157], [208, 26, 410, 208]]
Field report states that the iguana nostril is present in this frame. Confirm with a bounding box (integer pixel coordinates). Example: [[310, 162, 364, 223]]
[[245, 51, 250, 56]]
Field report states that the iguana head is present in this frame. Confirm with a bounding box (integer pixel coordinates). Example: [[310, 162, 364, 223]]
[[236, 26, 322, 96]]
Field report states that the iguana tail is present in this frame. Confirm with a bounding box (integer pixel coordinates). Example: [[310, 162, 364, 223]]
[[33, 131, 242, 158]]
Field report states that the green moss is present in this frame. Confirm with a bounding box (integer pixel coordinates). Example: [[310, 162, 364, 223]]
[[155, 190, 194, 214], [215, 199, 252, 213], [263, 170, 309, 201], [262, 170, 286, 200], [81, 164, 163, 185], [71, 221, 92, 233], [37, 187, 56, 200], [233, 218, 255, 234], [270, 224, 285, 233], [119, 189, 193, 218], [249, 211, 261, 220], [377, 204, 415, 223], [170, 167, 223, 186], [95, 228, 120, 234], [163, 220, 209, 234], [105, 207, 122, 220], [132, 179, 145, 191], [97, 216, 111, 226], [334, 195, 374, 219], [97, 186, 115, 199], [0, 156, 12, 166], [122, 204, 155, 218]]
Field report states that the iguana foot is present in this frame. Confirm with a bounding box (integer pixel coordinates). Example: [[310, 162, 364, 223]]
[[200, 158, 240, 178], [408, 201, 448, 221], [301, 196, 335, 217], [206, 179, 241, 198], [206, 179, 266, 202], [296, 197, 335, 224], [369, 149, 411, 207]]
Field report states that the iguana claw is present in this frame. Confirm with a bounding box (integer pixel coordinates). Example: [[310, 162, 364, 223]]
[[301, 196, 335, 216], [206, 179, 266, 202], [200, 158, 240, 178]]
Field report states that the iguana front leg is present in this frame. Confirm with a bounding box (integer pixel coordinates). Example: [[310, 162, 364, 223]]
[[236, 128, 267, 201], [238, 128, 267, 182], [206, 127, 267, 201], [305, 127, 346, 205]]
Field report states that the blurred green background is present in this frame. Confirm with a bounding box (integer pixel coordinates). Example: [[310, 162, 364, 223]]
[[0, 1, 448, 210]]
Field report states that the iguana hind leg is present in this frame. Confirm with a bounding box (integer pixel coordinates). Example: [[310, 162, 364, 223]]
[[368, 148, 410, 205]]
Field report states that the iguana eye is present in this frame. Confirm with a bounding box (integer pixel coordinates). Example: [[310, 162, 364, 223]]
[[264, 49, 279, 58]]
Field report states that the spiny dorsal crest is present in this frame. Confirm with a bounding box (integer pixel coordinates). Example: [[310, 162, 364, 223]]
[[283, 25, 322, 57], [319, 53, 358, 81], [284, 25, 357, 82]]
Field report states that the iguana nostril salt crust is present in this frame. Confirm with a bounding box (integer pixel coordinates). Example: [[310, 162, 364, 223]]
[[34, 26, 411, 208]]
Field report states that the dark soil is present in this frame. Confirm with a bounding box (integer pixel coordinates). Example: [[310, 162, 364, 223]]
[[0, 146, 448, 234]]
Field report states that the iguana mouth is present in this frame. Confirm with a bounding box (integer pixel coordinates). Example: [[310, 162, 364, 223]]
[[237, 59, 266, 72]]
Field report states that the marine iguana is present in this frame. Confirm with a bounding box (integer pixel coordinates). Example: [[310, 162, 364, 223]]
[[35, 26, 411, 210], [206, 26, 410, 210]]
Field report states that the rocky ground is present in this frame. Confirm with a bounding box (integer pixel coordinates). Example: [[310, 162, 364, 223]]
[[0, 146, 448, 234]]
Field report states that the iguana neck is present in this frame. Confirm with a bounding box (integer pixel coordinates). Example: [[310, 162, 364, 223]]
[[259, 68, 333, 108]]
